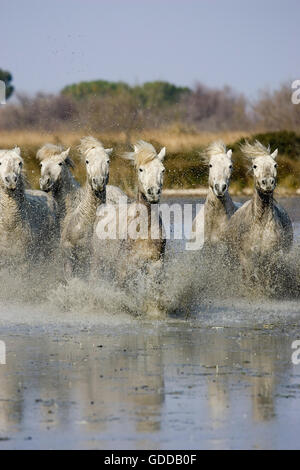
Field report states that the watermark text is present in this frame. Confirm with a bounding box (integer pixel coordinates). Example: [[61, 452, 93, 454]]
[[0, 340, 6, 365], [291, 340, 300, 365]]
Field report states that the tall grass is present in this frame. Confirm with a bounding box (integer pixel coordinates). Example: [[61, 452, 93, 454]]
[[0, 129, 299, 195]]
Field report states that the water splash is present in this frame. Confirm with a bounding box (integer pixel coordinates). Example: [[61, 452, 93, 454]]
[[0, 232, 299, 328]]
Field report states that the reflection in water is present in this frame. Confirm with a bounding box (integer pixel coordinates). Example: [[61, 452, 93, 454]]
[[0, 196, 299, 449], [0, 324, 299, 449]]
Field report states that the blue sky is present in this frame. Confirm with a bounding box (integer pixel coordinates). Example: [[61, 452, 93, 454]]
[[1, 0, 299, 98]]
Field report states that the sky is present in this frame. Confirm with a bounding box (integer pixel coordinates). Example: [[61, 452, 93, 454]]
[[1, 0, 299, 98]]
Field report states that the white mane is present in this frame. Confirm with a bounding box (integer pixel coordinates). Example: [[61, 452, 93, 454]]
[[0, 147, 22, 158], [123, 140, 158, 167], [202, 141, 228, 164], [240, 140, 271, 160], [78, 136, 112, 164], [78, 136, 104, 155], [37, 144, 64, 161], [37, 143, 74, 168]]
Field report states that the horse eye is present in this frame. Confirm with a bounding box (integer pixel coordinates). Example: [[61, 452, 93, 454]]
[[139, 168, 143, 172], [58, 162, 63, 166], [19, 162, 22, 167], [274, 163, 277, 168], [86, 160, 89, 164], [107, 160, 110, 164], [209, 164, 212, 168], [253, 165, 257, 169], [229, 165, 233, 169]]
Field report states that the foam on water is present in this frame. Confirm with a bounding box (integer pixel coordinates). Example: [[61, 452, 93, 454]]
[[0, 241, 299, 330], [0, 199, 299, 329]]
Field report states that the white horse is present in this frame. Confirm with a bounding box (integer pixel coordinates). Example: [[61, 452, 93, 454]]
[[0, 147, 58, 266], [38, 144, 79, 225], [190, 141, 239, 248], [61, 137, 112, 278], [225, 140, 293, 282], [93, 140, 166, 316], [121, 140, 166, 266], [38, 142, 127, 232]]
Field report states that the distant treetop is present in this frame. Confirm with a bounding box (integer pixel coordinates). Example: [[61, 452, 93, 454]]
[[61, 79, 191, 107]]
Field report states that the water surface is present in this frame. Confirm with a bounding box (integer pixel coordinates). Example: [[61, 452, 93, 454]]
[[0, 196, 299, 450]]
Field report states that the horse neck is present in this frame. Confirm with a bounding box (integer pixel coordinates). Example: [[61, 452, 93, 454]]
[[252, 186, 274, 221], [0, 179, 26, 230], [53, 168, 79, 215], [137, 189, 152, 215], [77, 180, 106, 225], [137, 189, 156, 237], [206, 187, 235, 216]]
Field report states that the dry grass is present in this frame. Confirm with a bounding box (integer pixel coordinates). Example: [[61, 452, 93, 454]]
[[0, 129, 250, 153], [0, 129, 298, 195]]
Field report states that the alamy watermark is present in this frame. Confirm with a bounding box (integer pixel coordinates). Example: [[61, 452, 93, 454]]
[[291, 340, 300, 365], [95, 198, 204, 250], [0, 340, 6, 365], [291, 80, 300, 105], [0, 80, 6, 105]]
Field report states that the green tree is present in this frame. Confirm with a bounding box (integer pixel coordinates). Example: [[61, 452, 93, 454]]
[[61, 79, 190, 108], [0, 69, 14, 99], [61, 80, 130, 99], [133, 81, 190, 108]]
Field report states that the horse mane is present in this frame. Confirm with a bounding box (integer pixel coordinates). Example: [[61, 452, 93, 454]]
[[0, 147, 22, 159], [201, 141, 228, 164], [240, 140, 271, 160], [36, 143, 75, 168], [78, 136, 105, 158], [123, 140, 158, 167]]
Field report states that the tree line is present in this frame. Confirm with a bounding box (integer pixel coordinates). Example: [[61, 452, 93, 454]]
[[0, 69, 299, 136]]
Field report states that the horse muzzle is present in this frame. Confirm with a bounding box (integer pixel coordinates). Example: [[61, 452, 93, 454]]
[[4, 175, 18, 190], [40, 177, 53, 192], [146, 187, 161, 203], [259, 178, 276, 193], [214, 183, 227, 198], [92, 177, 106, 193]]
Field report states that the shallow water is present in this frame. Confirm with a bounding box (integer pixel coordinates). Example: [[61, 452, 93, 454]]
[[0, 196, 299, 449]]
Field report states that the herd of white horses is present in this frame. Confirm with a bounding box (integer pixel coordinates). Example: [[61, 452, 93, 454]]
[[0, 136, 295, 313]]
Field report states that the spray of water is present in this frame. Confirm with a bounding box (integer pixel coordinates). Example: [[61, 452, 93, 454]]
[[0, 236, 299, 327]]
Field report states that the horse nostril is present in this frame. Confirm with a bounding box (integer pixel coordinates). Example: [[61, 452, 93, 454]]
[[13, 176, 17, 182], [270, 179, 275, 185], [215, 184, 219, 192], [5, 176, 10, 183], [262, 179, 266, 185], [147, 189, 152, 195], [222, 184, 227, 192], [92, 177, 96, 184]]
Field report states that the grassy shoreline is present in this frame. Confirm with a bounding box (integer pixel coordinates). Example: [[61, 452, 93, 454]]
[[0, 129, 299, 195]]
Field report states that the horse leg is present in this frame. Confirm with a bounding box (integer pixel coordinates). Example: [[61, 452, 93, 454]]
[[63, 254, 76, 282], [143, 259, 166, 318]]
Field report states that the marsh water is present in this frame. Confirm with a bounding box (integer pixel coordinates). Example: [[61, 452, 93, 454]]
[[0, 196, 300, 450]]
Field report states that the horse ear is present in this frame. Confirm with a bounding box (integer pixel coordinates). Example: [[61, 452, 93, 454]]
[[271, 149, 278, 160], [227, 149, 232, 159], [157, 147, 166, 161], [105, 148, 113, 156], [62, 147, 70, 160], [14, 146, 21, 156]]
